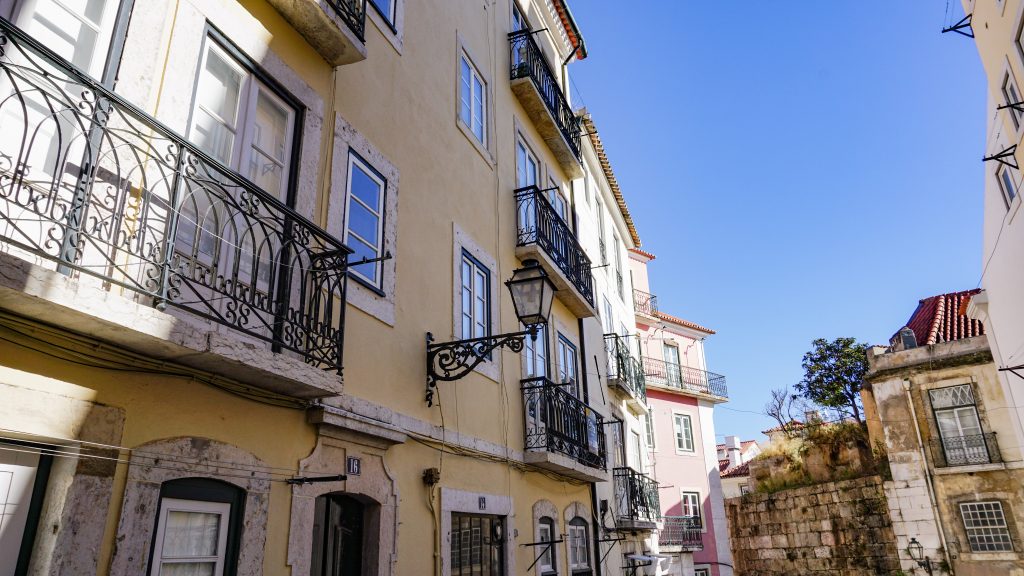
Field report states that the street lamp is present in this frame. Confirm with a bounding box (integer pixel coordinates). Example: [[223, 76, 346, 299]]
[[425, 260, 556, 406], [906, 538, 933, 575]]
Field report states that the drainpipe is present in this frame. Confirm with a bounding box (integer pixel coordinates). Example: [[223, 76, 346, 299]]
[[590, 482, 604, 576], [903, 378, 954, 573]]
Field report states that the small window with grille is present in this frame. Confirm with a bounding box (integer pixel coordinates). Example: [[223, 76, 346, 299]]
[[960, 501, 1014, 552]]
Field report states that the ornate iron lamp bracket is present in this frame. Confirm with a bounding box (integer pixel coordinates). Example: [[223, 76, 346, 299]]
[[425, 329, 535, 406]]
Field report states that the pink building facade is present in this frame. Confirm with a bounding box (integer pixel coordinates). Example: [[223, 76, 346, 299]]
[[630, 249, 734, 576]]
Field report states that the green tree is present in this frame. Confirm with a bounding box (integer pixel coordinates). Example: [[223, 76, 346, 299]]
[[795, 337, 869, 423]]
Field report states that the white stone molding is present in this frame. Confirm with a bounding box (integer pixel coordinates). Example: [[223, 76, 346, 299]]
[[440, 487, 515, 576]]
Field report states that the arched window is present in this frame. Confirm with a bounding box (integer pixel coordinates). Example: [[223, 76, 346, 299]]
[[537, 516, 557, 575], [148, 477, 245, 576], [567, 517, 590, 574]]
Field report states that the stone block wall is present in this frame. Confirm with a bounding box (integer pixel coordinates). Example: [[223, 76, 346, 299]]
[[725, 475, 902, 575]]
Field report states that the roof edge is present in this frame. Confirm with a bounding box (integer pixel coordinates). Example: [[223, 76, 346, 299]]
[[551, 0, 586, 60], [581, 114, 641, 246]]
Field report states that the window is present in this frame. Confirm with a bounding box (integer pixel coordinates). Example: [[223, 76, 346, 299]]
[[960, 501, 1014, 552], [344, 153, 387, 286], [568, 518, 590, 572], [459, 54, 486, 145], [612, 233, 623, 298], [595, 199, 606, 264], [997, 164, 1018, 208], [601, 297, 614, 335], [6, 0, 120, 79], [694, 569, 711, 576], [929, 384, 989, 465], [190, 39, 297, 200], [0, 440, 53, 575], [556, 334, 579, 396], [451, 512, 504, 576], [312, 494, 366, 575], [628, 430, 642, 470], [512, 2, 527, 31], [1003, 72, 1023, 129], [673, 414, 694, 452], [739, 484, 751, 496], [548, 179, 568, 221], [149, 478, 244, 576], [663, 344, 682, 387], [537, 516, 556, 574], [461, 252, 491, 340], [681, 492, 702, 528], [643, 413, 656, 450], [516, 139, 539, 187], [524, 324, 548, 378], [369, 0, 395, 24]]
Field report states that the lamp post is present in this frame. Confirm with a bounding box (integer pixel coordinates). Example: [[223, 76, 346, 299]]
[[907, 538, 933, 575], [425, 259, 556, 406]]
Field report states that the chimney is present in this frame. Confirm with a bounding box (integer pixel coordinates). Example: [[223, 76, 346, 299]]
[[725, 435, 741, 468]]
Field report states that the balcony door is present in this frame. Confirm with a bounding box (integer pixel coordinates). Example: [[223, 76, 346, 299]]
[[0, 442, 52, 576], [515, 138, 538, 235], [663, 343, 682, 387], [4, 0, 120, 78], [936, 406, 985, 464]]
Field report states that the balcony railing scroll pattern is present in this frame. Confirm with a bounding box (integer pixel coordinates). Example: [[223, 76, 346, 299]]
[[0, 17, 351, 371], [632, 289, 658, 316], [642, 357, 728, 399], [658, 516, 703, 550], [613, 467, 660, 527], [514, 186, 594, 306], [327, 0, 367, 42], [522, 377, 607, 470], [929, 432, 1001, 468], [508, 30, 582, 161], [604, 334, 647, 404]]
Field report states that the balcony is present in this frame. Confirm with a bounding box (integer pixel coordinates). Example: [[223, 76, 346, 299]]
[[267, 0, 367, 66], [605, 334, 647, 409], [508, 30, 583, 178], [929, 433, 1001, 468], [522, 377, 609, 482], [515, 186, 596, 317], [613, 467, 660, 531], [0, 18, 350, 399], [633, 289, 658, 317], [642, 357, 729, 400], [658, 517, 704, 551]]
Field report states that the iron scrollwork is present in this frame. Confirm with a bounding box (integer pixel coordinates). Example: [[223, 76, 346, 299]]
[[425, 330, 534, 406]]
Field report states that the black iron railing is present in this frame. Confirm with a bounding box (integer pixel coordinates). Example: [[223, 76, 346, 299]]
[[604, 334, 647, 404], [0, 18, 350, 371], [659, 516, 703, 550], [642, 357, 728, 399], [633, 289, 658, 316], [613, 466, 660, 527], [522, 377, 607, 470], [508, 30, 582, 161], [515, 186, 594, 306], [327, 0, 367, 42], [930, 433, 1000, 467]]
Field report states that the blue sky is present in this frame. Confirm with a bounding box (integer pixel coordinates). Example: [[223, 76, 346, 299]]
[[570, 2, 987, 443]]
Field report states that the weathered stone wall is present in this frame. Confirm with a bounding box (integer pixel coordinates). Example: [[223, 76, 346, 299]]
[[725, 475, 902, 575]]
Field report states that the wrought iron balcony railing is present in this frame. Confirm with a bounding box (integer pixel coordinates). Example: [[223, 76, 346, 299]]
[[509, 30, 582, 161], [658, 516, 704, 550], [327, 0, 367, 42], [642, 357, 728, 399], [0, 17, 350, 371], [522, 377, 607, 470], [613, 466, 660, 528], [929, 432, 1001, 468], [604, 334, 647, 404], [633, 289, 658, 316], [515, 186, 595, 306]]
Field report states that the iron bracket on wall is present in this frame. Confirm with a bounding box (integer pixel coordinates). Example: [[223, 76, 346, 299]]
[[984, 144, 1018, 169], [941, 14, 974, 38], [520, 538, 563, 572], [999, 365, 1024, 381], [286, 474, 347, 485], [425, 329, 534, 406], [598, 536, 625, 565], [997, 101, 1024, 116]]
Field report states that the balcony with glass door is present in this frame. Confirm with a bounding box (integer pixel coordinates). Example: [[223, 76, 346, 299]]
[[642, 357, 729, 400], [522, 377, 609, 482], [515, 185, 596, 317], [658, 516, 704, 552], [927, 385, 1001, 469], [0, 17, 351, 399], [266, 0, 368, 66], [604, 334, 647, 409], [508, 30, 584, 178], [612, 466, 660, 531]]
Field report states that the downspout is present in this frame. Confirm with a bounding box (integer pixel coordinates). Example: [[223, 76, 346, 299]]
[[903, 378, 954, 573]]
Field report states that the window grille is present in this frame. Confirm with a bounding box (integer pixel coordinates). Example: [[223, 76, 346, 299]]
[[960, 501, 1014, 552], [929, 384, 975, 409]]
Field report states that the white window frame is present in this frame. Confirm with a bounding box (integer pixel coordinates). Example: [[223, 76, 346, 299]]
[[960, 501, 1014, 552], [673, 413, 695, 453], [694, 567, 711, 576], [567, 519, 590, 570], [537, 517, 556, 574], [511, 1, 527, 32], [344, 153, 387, 288], [150, 497, 231, 576], [644, 413, 656, 451], [524, 323, 548, 379], [190, 38, 296, 201], [458, 51, 487, 146], [680, 491, 702, 528], [556, 333, 579, 396], [4, 0, 121, 78], [997, 164, 1019, 209], [1003, 70, 1024, 130], [460, 251, 491, 340]]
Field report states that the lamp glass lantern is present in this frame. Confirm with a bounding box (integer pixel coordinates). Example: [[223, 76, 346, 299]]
[[505, 259, 555, 331], [907, 538, 924, 561]]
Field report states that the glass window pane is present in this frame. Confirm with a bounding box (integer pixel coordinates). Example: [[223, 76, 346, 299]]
[[21, 0, 108, 75], [247, 91, 291, 198], [350, 164, 382, 208], [347, 200, 380, 245], [192, 108, 235, 165], [460, 59, 472, 125], [348, 236, 379, 283], [161, 563, 216, 576], [370, 0, 393, 21], [163, 511, 220, 556]]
